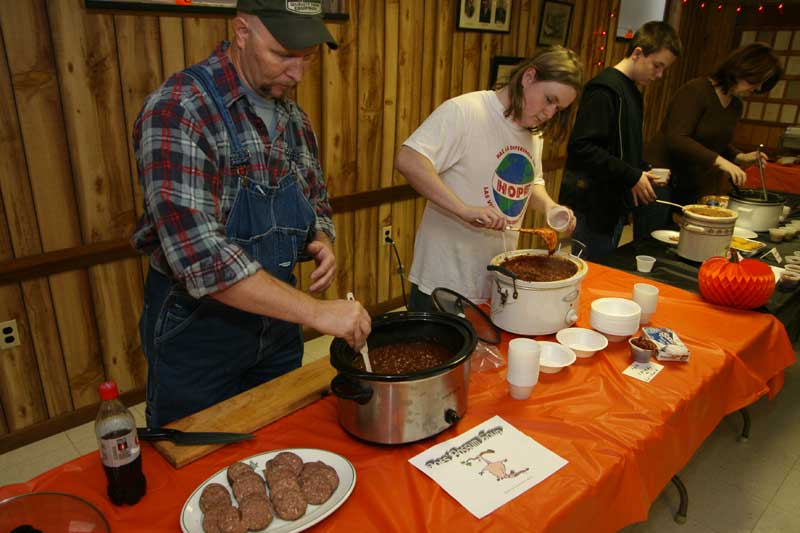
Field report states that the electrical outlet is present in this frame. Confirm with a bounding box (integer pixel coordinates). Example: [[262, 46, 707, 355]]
[[1, 319, 20, 350], [382, 225, 392, 245]]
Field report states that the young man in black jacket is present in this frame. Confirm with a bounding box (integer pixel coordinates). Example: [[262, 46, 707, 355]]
[[560, 21, 681, 259]]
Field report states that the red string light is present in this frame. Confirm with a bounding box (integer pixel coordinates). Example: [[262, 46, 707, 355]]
[[717, 3, 723, 11], [757, 3, 764, 12], [736, 4, 742, 13], [700, 1, 706, 8]]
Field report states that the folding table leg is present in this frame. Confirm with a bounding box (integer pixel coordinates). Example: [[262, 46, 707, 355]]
[[671, 475, 688, 524], [738, 408, 751, 442]]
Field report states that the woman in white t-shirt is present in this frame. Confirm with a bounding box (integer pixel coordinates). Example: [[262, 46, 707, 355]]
[[395, 46, 583, 310]]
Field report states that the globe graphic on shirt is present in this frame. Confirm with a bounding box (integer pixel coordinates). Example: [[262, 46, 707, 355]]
[[491, 152, 534, 219]]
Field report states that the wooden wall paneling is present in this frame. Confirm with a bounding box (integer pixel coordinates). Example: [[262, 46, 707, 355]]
[[432, 0, 453, 114], [114, 14, 163, 221], [354, 1, 384, 306], [1, 1, 105, 410], [462, 32, 482, 94], [295, 46, 324, 293], [478, 33, 494, 90], [322, 13, 358, 300], [158, 17, 185, 78], [182, 17, 227, 67], [0, 19, 73, 420], [390, 0, 425, 301], [450, 24, 465, 97], [47, 0, 145, 392], [414, 1, 438, 235], [0, 31, 54, 428], [377, 0, 399, 304], [516, 0, 531, 56]]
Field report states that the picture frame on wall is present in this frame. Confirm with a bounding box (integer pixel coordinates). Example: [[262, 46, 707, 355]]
[[489, 56, 523, 89], [457, 0, 512, 33], [537, 0, 573, 47]]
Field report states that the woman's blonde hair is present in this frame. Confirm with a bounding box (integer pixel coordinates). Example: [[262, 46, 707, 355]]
[[499, 46, 583, 142]]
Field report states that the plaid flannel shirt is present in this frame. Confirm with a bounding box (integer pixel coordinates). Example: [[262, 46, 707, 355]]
[[132, 42, 335, 298]]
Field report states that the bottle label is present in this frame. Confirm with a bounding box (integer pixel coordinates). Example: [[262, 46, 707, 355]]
[[99, 430, 140, 468]]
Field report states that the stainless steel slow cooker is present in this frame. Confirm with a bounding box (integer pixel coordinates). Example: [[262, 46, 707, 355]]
[[329, 312, 477, 444], [727, 189, 785, 231], [487, 249, 589, 335], [677, 204, 738, 262]]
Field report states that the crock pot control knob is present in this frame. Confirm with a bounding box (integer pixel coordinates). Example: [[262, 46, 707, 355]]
[[444, 409, 460, 425], [565, 309, 578, 326]]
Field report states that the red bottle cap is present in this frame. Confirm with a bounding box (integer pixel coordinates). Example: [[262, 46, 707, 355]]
[[98, 381, 119, 401]]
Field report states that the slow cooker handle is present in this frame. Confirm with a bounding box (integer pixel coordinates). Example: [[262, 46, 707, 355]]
[[486, 265, 519, 302], [330, 375, 373, 405], [684, 224, 706, 233]]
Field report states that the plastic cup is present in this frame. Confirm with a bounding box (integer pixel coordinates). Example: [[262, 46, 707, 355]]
[[636, 255, 656, 273], [547, 205, 572, 232], [650, 168, 670, 185], [632, 283, 659, 324], [506, 338, 540, 400]]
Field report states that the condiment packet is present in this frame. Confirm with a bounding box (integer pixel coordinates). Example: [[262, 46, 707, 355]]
[[642, 327, 690, 362]]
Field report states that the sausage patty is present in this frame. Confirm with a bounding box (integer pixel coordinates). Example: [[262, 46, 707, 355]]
[[238, 493, 273, 531], [227, 462, 255, 486], [267, 451, 304, 476], [200, 483, 232, 513], [202, 504, 242, 533], [300, 473, 336, 505], [232, 474, 266, 502], [270, 487, 307, 521], [300, 461, 339, 491], [264, 464, 298, 492]]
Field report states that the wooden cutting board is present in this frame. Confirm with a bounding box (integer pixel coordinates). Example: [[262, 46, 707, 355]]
[[152, 357, 336, 468]]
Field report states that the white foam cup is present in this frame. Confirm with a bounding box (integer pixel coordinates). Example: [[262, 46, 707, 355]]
[[636, 255, 656, 273], [650, 168, 670, 184], [507, 338, 540, 399], [632, 283, 659, 324], [547, 205, 572, 232]]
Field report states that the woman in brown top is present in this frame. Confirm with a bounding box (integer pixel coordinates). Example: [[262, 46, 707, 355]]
[[640, 43, 782, 231]]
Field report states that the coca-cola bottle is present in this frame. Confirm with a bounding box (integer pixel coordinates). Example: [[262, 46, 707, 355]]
[[95, 381, 146, 505]]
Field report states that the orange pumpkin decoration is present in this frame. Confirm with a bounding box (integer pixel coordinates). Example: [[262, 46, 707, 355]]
[[698, 249, 775, 309]]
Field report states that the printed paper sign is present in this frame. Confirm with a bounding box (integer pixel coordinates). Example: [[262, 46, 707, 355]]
[[623, 361, 664, 383], [408, 415, 568, 519]]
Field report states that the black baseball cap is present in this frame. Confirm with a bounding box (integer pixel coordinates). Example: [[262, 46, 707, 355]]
[[237, 0, 338, 50]]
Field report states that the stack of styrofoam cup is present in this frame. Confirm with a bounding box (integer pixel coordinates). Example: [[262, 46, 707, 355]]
[[507, 338, 540, 400]]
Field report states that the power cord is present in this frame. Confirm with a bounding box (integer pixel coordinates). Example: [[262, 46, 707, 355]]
[[384, 233, 408, 309]]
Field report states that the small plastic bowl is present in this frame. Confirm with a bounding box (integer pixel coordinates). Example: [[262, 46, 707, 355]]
[[538, 341, 577, 373], [785, 256, 800, 265], [555, 327, 608, 358], [590, 298, 641, 341], [628, 336, 658, 364], [0, 492, 109, 533]]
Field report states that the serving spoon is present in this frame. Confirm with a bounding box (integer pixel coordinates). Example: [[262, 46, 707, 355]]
[[655, 199, 686, 210], [346, 292, 372, 372]]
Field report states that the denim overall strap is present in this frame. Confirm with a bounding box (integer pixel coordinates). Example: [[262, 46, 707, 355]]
[[185, 65, 250, 174]]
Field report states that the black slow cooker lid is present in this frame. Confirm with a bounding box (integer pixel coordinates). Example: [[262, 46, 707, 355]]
[[431, 287, 501, 345], [729, 188, 785, 204]]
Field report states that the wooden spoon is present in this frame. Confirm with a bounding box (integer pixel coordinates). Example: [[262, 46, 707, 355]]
[[346, 292, 372, 372]]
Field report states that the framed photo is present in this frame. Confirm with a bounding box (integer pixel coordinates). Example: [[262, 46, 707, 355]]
[[457, 0, 512, 33], [537, 1, 573, 47], [489, 56, 523, 88], [616, 0, 667, 40]]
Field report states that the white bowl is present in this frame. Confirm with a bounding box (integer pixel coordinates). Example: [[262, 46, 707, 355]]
[[590, 298, 641, 339], [538, 341, 577, 373], [555, 327, 608, 358]]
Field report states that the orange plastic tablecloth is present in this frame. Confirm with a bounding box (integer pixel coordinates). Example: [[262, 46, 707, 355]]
[[745, 162, 800, 194], [1, 264, 795, 533]]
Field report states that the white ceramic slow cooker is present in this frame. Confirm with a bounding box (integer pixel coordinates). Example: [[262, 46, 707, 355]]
[[727, 189, 785, 231], [677, 205, 738, 262], [487, 249, 589, 335]]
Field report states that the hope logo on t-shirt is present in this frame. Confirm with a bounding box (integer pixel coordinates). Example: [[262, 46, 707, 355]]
[[491, 150, 534, 221]]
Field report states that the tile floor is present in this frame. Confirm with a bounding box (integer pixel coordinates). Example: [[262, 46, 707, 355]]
[[2, 228, 799, 531]]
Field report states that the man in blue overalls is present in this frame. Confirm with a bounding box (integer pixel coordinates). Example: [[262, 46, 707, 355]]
[[132, 0, 371, 427]]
